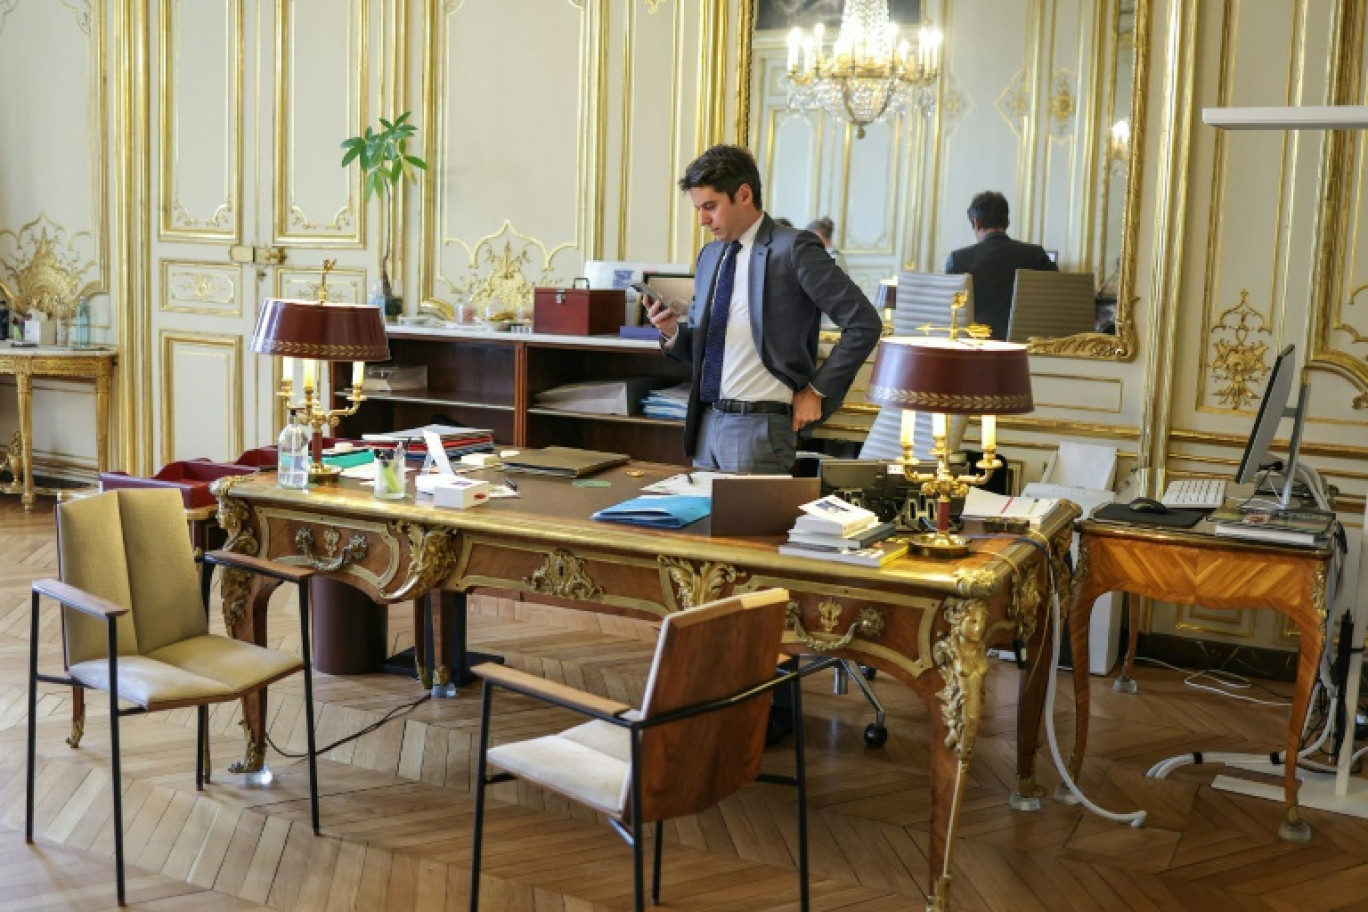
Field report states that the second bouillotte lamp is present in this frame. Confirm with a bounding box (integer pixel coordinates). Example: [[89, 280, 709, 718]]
[[250, 263, 390, 484], [866, 318, 1033, 558]]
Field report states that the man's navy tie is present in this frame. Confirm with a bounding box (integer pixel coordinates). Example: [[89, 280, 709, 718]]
[[699, 240, 742, 403]]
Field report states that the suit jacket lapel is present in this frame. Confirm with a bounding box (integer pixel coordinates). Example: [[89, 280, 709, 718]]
[[749, 216, 772, 342]]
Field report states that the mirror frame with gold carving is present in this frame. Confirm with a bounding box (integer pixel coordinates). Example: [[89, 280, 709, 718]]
[[736, 0, 1149, 362]]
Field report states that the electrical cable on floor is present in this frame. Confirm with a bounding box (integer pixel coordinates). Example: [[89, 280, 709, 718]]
[[1133, 657, 1293, 707], [266, 692, 432, 759]]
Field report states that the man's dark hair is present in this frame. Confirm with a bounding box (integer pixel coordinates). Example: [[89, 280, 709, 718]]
[[678, 144, 764, 210], [967, 191, 1010, 230], [806, 217, 834, 240]]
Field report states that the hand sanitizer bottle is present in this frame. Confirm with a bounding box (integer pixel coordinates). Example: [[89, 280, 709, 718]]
[[277, 412, 309, 489]]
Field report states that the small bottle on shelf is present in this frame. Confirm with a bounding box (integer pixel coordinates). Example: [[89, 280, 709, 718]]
[[73, 297, 92, 349]]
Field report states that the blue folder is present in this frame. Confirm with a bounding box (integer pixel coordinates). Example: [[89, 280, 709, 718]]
[[591, 495, 711, 529]]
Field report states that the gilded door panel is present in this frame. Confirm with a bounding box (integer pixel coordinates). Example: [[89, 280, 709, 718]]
[[160, 331, 243, 463], [160, 0, 241, 241], [274, 0, 366, 245]]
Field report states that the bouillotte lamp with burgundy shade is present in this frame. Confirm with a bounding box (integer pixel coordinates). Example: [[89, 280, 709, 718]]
[[250, 278, 389, 484], [866, 331, 1033, 558]]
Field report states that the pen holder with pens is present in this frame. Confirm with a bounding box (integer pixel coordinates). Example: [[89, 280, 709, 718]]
[[372, 444, 406, 500]]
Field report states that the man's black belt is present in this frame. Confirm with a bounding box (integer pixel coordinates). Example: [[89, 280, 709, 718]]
[[707, 399, 791, 416]]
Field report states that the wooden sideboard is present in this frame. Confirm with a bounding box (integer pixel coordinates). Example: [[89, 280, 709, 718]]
[[333, 328, 693, 464]]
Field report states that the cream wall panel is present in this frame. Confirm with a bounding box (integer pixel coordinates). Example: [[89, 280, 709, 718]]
[[161, 0, 240, 240], [275, 0, 364, 244], [0, 379, 104, 470], [160, 332, 242, 464], [1032, 373, 1123, 413], [430, 0, 587, 301]]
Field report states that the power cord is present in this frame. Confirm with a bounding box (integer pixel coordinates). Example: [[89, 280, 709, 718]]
[[265, 692, 432, 759]]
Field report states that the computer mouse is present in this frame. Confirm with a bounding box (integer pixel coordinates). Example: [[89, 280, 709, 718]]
[[1128, 496, 1170, 515]]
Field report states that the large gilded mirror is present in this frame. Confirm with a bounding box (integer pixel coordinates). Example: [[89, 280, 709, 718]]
[[741, 0, 1147, 360]]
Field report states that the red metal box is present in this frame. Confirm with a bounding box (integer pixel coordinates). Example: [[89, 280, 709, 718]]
[[533, 284, 625, 336]]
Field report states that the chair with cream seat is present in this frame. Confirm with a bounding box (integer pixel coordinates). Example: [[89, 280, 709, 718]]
[[25, 487, 320, 906], [469, 587, 817, 911]]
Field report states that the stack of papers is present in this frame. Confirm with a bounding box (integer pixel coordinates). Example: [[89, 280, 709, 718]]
[[791, 495, 880, 537], [640, 382, 689, 420], [362, 424, 494, 462], [591, 495, 711, 529], [959, 488, 1056, 526], [1212, 508, 1335, 547], [778, 495, 901, 567]]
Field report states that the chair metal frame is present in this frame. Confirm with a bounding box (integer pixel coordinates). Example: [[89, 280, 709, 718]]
[[25, 549, 320, 906], [469, 655, 835, 912]]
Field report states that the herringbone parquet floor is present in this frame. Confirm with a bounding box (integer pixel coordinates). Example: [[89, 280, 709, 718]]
[[4, 495, 1368, 910]]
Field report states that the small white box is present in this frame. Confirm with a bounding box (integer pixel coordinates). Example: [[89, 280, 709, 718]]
[[430, 477, 491, 509], [460, 453, 500, 467]]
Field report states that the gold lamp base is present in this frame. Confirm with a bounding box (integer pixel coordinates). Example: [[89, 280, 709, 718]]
[[308, 463, 342, 485], [907, 530, 971, 559]]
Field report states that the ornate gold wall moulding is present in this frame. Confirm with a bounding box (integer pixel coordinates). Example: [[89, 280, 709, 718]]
[[0, 216, 99, 320], [1048, 68, 1077, 140], [933, 597, 989, 759], [658, 555, 744, 610], [1209, 289, 1272, 410], [286, 203, 354, 233], [525, 548, 604, 601], [786, 599, 886, 652], [294, 526, 369, 572], [441, 220, 573, 315], [381, 522, 457, 601], [171, 196, 233, 232]]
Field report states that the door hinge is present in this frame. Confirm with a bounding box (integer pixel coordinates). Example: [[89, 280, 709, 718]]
[[229, 244, 286, 265]]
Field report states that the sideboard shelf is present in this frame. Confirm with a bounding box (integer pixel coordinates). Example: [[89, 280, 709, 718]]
[[336, 328, 692, 465]]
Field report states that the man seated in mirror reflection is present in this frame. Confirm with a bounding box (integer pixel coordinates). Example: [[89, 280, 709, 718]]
[[944, 191, 1057, 341], [805, 217, 848, 273]]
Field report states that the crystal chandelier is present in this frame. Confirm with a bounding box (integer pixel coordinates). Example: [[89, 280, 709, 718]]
[[785, 0, 943, 138]]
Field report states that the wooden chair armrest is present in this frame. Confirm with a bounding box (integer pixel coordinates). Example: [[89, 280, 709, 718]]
[[472, 662, 634, 720], [32, 578, 129, 620], [204, 550, 316, 584]]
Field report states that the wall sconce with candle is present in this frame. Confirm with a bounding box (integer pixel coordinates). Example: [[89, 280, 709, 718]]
[[866, 323, 1033, 558], [249, 267, 390, 484]]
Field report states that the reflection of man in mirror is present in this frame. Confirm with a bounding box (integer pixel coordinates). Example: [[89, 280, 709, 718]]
[[944, 191, 1056, 341], [805, 217, 848, 272]]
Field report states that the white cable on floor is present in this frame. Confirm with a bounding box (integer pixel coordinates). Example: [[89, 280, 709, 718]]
[[1042, 586, 1147, 827]]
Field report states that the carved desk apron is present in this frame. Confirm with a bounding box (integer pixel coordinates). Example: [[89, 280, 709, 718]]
[[212, 465, 1078, 912]]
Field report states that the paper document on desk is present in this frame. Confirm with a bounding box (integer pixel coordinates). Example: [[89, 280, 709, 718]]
[[592, 495, 711, 529], [960, 487, 1056, 526], [638, 471, 745, 496]]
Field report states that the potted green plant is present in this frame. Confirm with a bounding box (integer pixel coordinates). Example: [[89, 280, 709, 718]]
[[340, 111, 428, 318]]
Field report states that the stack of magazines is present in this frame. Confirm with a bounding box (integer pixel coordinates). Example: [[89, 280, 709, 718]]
[[1212, 508, 1336, 547], [777, 495, 906, 567]]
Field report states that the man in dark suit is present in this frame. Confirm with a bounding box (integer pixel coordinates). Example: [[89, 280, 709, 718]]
[[647, 144, 881, 474], [945, 191, 1057, 341]]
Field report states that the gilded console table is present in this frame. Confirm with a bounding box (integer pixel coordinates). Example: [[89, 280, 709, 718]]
[[212, 465, 1077, 911], [0, 344, 117, 510], [1016, 518, 1332, 842]]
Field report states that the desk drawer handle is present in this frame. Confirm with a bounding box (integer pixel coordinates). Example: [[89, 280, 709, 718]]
[[787, 600, 885, 651], [295, 526, 369, 572]]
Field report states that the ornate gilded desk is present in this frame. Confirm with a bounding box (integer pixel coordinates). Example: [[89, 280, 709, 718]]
[[1016, 518, 1333, 842], [0, 344, 117, 510], [213, 465, 1077, 911]]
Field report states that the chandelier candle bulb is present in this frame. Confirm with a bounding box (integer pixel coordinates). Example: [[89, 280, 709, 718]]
[[787, 28, 800, 70], [932, 411, 947, 439], [899, 409, 917, 452], [281, 356, 294, 387], [352, 360, 365, 388], [303, 359, 316, 391]]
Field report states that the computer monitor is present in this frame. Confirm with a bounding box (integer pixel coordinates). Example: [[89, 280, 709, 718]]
[[1234, 344, 1317, 509]]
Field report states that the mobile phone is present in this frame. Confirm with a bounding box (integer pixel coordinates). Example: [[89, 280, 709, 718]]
[[628, 281, 663, 307]]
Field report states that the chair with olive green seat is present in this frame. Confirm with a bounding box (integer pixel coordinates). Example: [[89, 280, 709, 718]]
[[25, 487, 321, 906]]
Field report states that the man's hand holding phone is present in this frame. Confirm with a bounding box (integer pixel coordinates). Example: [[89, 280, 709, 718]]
[[632, 282, 678, 340]]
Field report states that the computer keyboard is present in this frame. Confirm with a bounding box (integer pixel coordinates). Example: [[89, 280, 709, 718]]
[[1160, 478, 1228, 509]]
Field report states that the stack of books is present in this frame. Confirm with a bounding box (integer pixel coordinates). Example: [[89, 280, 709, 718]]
[[363, 425, 495, 463], [777, 495, 906, 567], [1212, 508, 1336, 547]]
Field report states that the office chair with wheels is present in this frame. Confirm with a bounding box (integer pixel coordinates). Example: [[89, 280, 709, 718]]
[[469, 588, 816, 912], [26, 488, 321, 906]]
